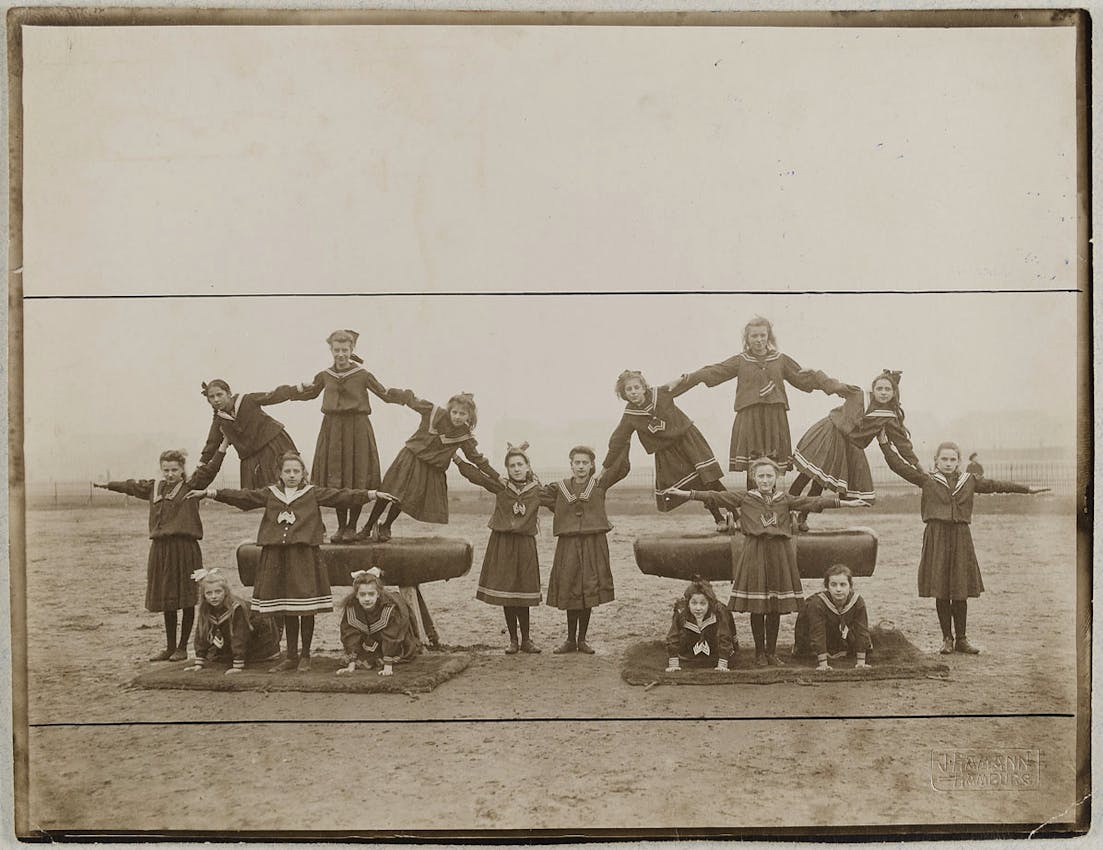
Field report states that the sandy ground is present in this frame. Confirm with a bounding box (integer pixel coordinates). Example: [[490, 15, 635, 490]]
[[17, 492, 1085, 835]]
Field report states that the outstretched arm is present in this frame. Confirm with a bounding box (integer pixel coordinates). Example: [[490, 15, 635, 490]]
[[877, 432, 929, 487], [188, 487, 268, 510], [882, 420, 921, 467], [186, 440, 230, 490], [454, 457, 505, 494], [782, 355, 857, 397], [99, 478, 155, 500], [597, 446, 631, 490], [244, 385, 303, 407], [365, 373, 409, 405], [666, 489, 746, 511], [199, 419, 224, 465], [677, 355, 743, 392], [973, 477, 1049, 495], [459, 438, 498, 479], [286, 374, 325, 402], [602, 415, 635, 470], [313, 488, 385, 508]]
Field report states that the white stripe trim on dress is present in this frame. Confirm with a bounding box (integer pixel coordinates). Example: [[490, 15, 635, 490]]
[[324, 365, 364, 380], [477, 586, 543, 600]]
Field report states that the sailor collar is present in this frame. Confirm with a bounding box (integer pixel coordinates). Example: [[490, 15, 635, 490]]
[[741, 350, 782, 363], [427, 405, 472, 445], [215, 395, 243, 422], [745, 489, 783, 505], [266, 483, 316, 505], [864, 392, 897, 418], [324, 365, 364, 380], [558, 474, 599, 503], [624, 388, 660, 417], [505, 480, 538, 497], [206, 608, 233, 626], [816, 590, 860, 616], [682, 613, 717, 634], [152, 480, 184, 503], [346, 601, 393, 635], [931, 471, 971, 495]]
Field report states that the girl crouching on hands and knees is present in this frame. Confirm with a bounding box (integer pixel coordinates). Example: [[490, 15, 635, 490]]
[[793, 564, 872, 671], [184, 568, 281, 674], [665, 576, 737, 672], [664, 457, 868, 667], [336, 568, 421, 677]]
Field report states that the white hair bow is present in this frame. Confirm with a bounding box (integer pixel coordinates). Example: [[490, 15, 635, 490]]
[[350, 566, 383, 581], [191, 567, 223, 582]]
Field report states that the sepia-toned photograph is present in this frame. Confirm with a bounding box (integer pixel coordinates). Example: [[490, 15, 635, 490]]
[[6, 6, 1092, 841]]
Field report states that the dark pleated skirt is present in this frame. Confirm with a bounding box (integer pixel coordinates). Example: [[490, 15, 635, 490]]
[[476, 532, 542, 607], [917, 520, 984, 599], [546, 533, 614, 610], [145, 536, 201, 612], [312, 412, 381, 489], [729, 404, 793, 472], [381, 447, 449, 524], [250, 544, 333, 616], [241, 431, 298, 489], [793, 418, 875, 500], [728, 535, 804, 614], [653, 428, 725, 511]]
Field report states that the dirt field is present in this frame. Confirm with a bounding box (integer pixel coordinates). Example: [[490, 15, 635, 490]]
[[18, 492, 1084, 835]]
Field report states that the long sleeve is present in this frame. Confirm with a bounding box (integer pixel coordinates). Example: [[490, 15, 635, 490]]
[[681, 355, 743, 390], [365, 372, 407, 405], [199, 419, 223, 464], [312, 488, 379, 508], [228, 606, 252, 668], [787, 493, 842, 513], [973, 476, 1032, 495], [849, 597, 871, 651], [716, 608, 735, 660], [689, 490, 746, 511], [377, 602, 413, 664], [459, 439, 497, 479], [397, 391, 435, 415], [782, 355, 849, 397], [453, 458, 504, 494], [288, 373, 325, 402], [243, 385, 301, 407], [186, 450, 227, 492], [665, 608, 683, 660], [339, 612, 377, 663], [211, 488, 270, 511], [882, 419, 920, 467], [603, 414, 636, 469], [104, 479, 155, 500], [665, 375, 695, 399], [879, 441, 929, 487], [597, 447, 631, 490], [193, 619, 213, 663], [806, 602, 829, 656], [538, 481, 560, 510]]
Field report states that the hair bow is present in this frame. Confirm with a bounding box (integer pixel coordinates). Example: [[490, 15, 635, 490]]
[[350, 566, 383, 582], [507, 441, 530, 453], [191, 567, 222, 582], [881, 369, 903, 383]]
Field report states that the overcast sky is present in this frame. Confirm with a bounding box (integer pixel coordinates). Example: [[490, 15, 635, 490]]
[[17, 24, 1081, 480]]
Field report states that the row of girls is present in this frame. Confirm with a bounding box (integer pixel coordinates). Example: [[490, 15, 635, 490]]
[[96, 320, 1047, 674]]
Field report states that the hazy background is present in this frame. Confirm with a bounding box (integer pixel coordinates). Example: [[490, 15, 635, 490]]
[[17, 23, 1081, 484]]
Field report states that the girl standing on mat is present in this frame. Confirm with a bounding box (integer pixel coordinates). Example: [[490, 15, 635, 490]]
[[336, 569, 421, 677], [95, 442, 229, 661], [670, 316, 856, 484], [198, 378, 300, 489], [604, 369, 732, 532], [789, 369, 919, 531], [792, 564, 872, 671], [285, 329, 408, 543], [187, 451, 389, 672], [665, 457, 867, 667], [358, 390, 497, 542], [541, 446, 630, 655], [455, 442, 544, 655], [664, 576, 736, 672], [877, 432, 1048, 655], [184, 568, 281, 674]]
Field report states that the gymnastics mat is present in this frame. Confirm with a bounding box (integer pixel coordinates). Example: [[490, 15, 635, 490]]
[[131, 651, 472, 693], [236, 537, 473, 587], [633, 527, 878, 582], [620, 625, 949, 685]]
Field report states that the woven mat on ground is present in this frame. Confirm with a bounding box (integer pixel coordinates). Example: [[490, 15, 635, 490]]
[[131, 652, 471, 693], [622, 626, 949, 685]]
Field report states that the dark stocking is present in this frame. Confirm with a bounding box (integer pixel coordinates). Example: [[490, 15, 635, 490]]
[[347, 505, 363, 529], [503, 607, 519, 642], [382, 503, 402, 530], [335, 508, 348, 532], [517, 607, 531, 642], [764, 612, 781, 655], [163, 611, 177, 650], [566, 610, 578, 642], [935, 599, 953, 639], [950, 600, 968, 638], [178, 606, 194, 650], [789, 473, 812, 497], [750, 614, 766, 654], [284, 615, 300, 658], [361, 499, 389, 534], [577, 609, 592, 643], [701, 480, 727, 522], [300, 615, 315, 656]]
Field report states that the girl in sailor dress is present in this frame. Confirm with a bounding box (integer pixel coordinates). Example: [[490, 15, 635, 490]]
[[95, 442, 229, 661], [665, 457, 867, 667], [604, 370, 732, 532], [336, 569, 421, 677], [789, 369, 919, 530], [793, 564, 872, 670], [665, 576, 737, 672], [540, 446, 630, 655], [285, 329, 408, 542], [455, 442, 544, 655], [671, 316, 855, 482], [184, 568, 281, 674], [198, 379, 300, 489], [877, 433, 1048, 655], [187, 451, 386, 672], [358, 390, 498, 542]]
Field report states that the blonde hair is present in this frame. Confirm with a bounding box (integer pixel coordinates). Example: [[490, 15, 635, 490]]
[[742, 316, 778, 353]]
